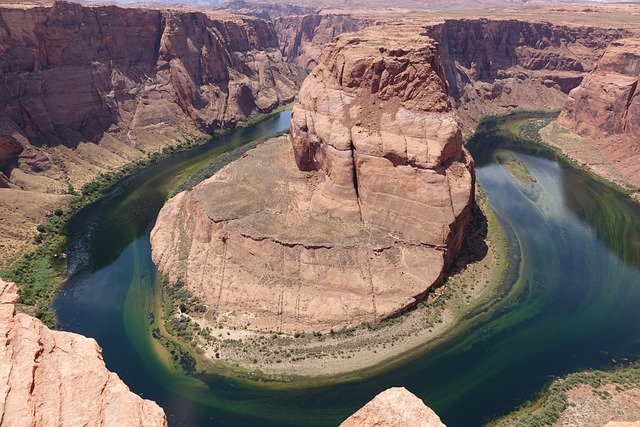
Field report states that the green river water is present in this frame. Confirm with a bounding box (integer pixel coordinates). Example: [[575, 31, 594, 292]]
[[54, 112, 640, 426]]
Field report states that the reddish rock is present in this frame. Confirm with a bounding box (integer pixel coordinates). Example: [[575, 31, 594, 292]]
[[152, 24, 474, 334], [340, 387, 446, 427], [0, 0, 303, 261], [0, 279, 167, 426], [558, 38, 640, 138], [290, 24, 474, 261], [275, 14, 375, 68]]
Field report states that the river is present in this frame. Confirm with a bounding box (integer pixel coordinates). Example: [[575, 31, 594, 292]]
[[54, 112, 640, 426]]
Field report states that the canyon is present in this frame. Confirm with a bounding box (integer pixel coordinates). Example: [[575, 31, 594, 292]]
[[151, 23, 475, 333], [3, 0, 640, 426], [0, 0, 302, 262], [0, 278, 168, 426], [546, 37, 640, 194]]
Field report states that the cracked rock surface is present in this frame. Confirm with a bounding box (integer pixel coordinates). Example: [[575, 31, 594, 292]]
[[0, 279, 167, 427]]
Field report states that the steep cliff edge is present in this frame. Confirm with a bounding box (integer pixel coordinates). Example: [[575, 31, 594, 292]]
[[0, 1, 303, 259], [545, 38, 640, 191], [151, 24, 474, 334], [0, 278, 168, 426]]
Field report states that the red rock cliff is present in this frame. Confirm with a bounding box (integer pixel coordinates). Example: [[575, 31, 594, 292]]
[[151, 24, 474, 335], [290, 24, 475, 264], [0, 1, 303, 260], [558, 38, 640, 138], [0, 279, 168, 426]]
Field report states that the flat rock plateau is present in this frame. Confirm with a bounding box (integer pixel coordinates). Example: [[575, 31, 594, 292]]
[[0, 278, 168, 426], [151, 24, 475, 334]]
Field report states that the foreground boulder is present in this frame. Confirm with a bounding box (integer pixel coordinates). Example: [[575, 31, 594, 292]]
[[340, 387, 446, 427], [0, 279, 167, 426], [151, 25, 474, 335]]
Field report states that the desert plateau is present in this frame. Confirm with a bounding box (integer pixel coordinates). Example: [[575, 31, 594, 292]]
[[2, 0, 640, 426]]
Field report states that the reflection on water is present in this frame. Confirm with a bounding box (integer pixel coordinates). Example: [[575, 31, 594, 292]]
[[55, 113, 640, 426]]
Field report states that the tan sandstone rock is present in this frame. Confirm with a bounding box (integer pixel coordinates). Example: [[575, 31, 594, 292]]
[[151, 25, 474, 334], [0, 279, 167, 426], [340, 387, 446, 427], [289, 24, 474, 261]]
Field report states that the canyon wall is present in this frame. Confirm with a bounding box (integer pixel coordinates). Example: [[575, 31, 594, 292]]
[[424, 19, 630, 130], [275, 14, 374, 68], [0, 1, 303, 260], [0, 278, 168, 426], [151, 24, 474, 334], [543, 38, 640, 191], [558, 38, 640, 139]]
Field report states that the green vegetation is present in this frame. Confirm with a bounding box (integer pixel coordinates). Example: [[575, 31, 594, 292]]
[[496, 150, 537, 186], [491, 362, 640, 427], [1, 106, 292, 328]]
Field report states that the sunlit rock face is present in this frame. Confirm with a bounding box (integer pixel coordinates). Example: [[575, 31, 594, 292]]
[[151, 24, 474, 335], [0, 279, 168, 427]]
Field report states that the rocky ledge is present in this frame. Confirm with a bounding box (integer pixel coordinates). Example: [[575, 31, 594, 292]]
[[151, 25, 474, 334], [0, 279, 167, 426]]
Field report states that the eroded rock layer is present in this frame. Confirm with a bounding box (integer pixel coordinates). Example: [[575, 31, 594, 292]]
[[0, 279, 168, 426], [424, 19, 630, 130], [151, 25, 474, 334], [552, 38, 640, 189], [290, 24, 474, 261], [0, 0, 303, 260]]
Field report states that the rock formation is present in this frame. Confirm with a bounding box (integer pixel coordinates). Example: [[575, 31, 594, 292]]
[[558, 38, 640, 138], [151, 25, 474, 334], [0, 278, 167, 426], [424, 19, 629, 130], [0, 0, 303, 259], [549, 38, 640, 190], [340, 387, 446, 427]]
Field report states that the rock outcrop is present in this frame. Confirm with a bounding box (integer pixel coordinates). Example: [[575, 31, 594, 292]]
[[0, 278, 167, 426], [547, 38, 640, 190], [151, 25, 474, 334], [0, 0, 303, 260], [340, 387, 446, 427], [558, 38, 640, 138]]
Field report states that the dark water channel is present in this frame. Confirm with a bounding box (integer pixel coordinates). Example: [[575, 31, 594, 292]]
[[54, 112, 640, 426]]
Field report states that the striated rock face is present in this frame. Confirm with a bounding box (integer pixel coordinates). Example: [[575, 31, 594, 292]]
[[275, 14, 374, 68], [558, 38, 640, 139], [290, 25, 474, 260], [548, 38, 640, 190], [151, 25, 474, 334], [0, 0, 302, 260], [0, 279, 167, 426], [340, 387, 446, 427], [424, 19, 629, 130]]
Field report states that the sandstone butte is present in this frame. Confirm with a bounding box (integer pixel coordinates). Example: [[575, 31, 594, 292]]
[[555, 38, 640, 190], [151, 24, 475, 334], [0, 0, 302, 261], [0, 278, 167, 426]]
